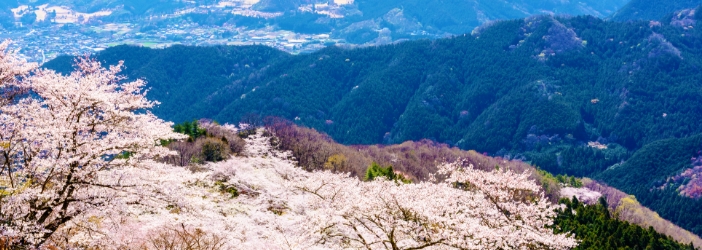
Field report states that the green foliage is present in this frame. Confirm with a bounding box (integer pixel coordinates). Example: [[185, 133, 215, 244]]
[[552, 197, 695, 249], [365, 162, 411, 183], [537, 169, 583, 188], [563, 175, 583, 188], [555, 174, 583, 188], [365, 162, 393, 181], [115, 151, 133, 159], [173, 120, 207, 139], [215, 181, 239, 198]]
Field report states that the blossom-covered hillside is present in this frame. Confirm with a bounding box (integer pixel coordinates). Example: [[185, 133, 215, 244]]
[[58, 130, 575, 249], [0, 46, 577, 248], [3, 38, 700, 249]]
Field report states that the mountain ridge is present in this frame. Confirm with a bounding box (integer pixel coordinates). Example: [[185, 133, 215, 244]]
[[47, 14, 702, 150]]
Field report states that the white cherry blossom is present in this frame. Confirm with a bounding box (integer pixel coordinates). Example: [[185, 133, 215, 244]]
[[0, 55, 185, 246]]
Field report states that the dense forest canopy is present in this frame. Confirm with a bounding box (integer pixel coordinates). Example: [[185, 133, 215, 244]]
[[45, 45, 290, 123]]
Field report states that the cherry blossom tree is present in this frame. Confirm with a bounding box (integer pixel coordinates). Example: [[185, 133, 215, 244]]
[[0, 40, 36, 105], [293, 161, 577, 249], [0, 54, 185, 246]]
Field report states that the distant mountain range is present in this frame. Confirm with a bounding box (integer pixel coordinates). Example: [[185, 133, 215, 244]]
[[253, 0, 630, 35], [611, 0, 702, 21], [6, 0, 702, 39], [2, 0, 631, 43]]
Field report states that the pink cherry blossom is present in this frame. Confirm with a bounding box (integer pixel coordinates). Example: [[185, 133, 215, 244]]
[[0, 49, 185, 246]]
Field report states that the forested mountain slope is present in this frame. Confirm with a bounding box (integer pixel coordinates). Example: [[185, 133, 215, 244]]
[[598, 134, 702, 236], [44, 45, 290, 122], [610, 0, 701, 21], [220, 12, 702, 155]]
